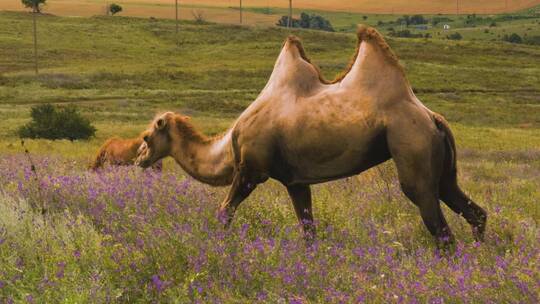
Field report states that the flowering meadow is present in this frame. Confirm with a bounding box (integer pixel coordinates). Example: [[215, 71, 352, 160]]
[[0, 152, 538, 303]]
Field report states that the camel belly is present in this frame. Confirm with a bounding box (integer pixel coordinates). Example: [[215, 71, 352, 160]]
[[276, 124, 389, 184]]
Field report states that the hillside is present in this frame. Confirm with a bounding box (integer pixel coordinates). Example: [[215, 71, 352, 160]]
[[0, 11, 538, 138]]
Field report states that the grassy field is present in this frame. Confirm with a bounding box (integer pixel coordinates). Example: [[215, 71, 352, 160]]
[[3, 0, 540, 15], [2, 1, 540, 44], [0, 11, 539, 302]]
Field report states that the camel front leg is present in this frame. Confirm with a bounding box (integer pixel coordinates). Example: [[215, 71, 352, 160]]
[[218, 171, 256, 228], [286, 184, 316, 243]]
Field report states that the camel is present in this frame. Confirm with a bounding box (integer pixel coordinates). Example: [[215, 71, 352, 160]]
[[135, 25, 487, 247], [90, 132, 162, 171]]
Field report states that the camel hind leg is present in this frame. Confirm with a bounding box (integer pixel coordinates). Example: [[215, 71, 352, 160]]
[[435, 113, 487, 241], [439, 163, 487, 241], [440, 181, 487, 241], [387, 121, 454, 247]]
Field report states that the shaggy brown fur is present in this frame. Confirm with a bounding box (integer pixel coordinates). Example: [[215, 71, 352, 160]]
[[90, 133, 162, 171]]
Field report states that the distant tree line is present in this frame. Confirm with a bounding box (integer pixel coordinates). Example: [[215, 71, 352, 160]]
[[502, 33, 540, 45], [396, 15, 428, 26], [277, 12, 334, 32]]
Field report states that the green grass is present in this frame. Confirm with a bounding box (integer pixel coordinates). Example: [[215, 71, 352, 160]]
[[0, 11, 539, 303], [0, 10, 538, 155]]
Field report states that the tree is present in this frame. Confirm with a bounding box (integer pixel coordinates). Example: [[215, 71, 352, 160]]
[[410, 15, 427, 25], [21, 0, 46, 13], [277, 12, 334, 32], [397, 15, 410, 27], [18, 104, 96, 141], [109, 3, 122, 16], [22, 0, 42, 74]]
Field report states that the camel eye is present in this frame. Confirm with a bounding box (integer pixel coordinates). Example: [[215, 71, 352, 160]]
[[143, 135, 150, 142]]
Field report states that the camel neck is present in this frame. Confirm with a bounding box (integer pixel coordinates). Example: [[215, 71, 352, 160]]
[[170, 128, 234, 186]]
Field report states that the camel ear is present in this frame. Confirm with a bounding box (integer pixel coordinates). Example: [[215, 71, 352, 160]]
[[183, 115, 191, 121], [155, 117, 167, 130]]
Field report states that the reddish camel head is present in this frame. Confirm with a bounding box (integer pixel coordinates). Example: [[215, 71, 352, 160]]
[[136, 25, 487, 247]]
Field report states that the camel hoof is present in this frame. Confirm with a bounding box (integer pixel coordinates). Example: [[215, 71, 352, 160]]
[[472, 226, 486, 242]]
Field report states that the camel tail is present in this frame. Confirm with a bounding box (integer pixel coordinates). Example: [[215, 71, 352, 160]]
[[433, 113, 457, 179]]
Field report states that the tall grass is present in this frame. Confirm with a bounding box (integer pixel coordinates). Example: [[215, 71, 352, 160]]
[[0, 154, 538, 302]]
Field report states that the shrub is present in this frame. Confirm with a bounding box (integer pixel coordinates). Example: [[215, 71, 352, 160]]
[[109, 3, 122, 16], [389, 29, 423, 38], [524, 35, 540, 45], [447, 32, 463, 40], [277, 12, 334, 32], [431, 16, 453, 26], [18, 104, 96, 141], [503, 33, 523, 44], [490, 21, 497, 27]]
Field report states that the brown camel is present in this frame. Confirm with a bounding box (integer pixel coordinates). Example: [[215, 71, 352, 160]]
[[90, 132, 162, 171], [136, 25, 487, 247]]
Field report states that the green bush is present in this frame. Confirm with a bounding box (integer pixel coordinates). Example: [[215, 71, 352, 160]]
[[524, 35, 540, 45], [447, 32, 463, 40], [18, 104, 96, 141], [503, 33, 523, 44]]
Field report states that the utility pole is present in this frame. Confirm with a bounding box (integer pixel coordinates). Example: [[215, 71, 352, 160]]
[[456, 0, 459, 15], [32, 2, 38, 75], [175, 0, 179, 35], [288, 0, 292, 28], [239, 0, 243, 24]]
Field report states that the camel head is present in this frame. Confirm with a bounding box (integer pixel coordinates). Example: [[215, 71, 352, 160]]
[[135, 112, 182, 168]]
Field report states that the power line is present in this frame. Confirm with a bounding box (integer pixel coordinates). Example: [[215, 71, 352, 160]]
[[175, 0, 179, 35]]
